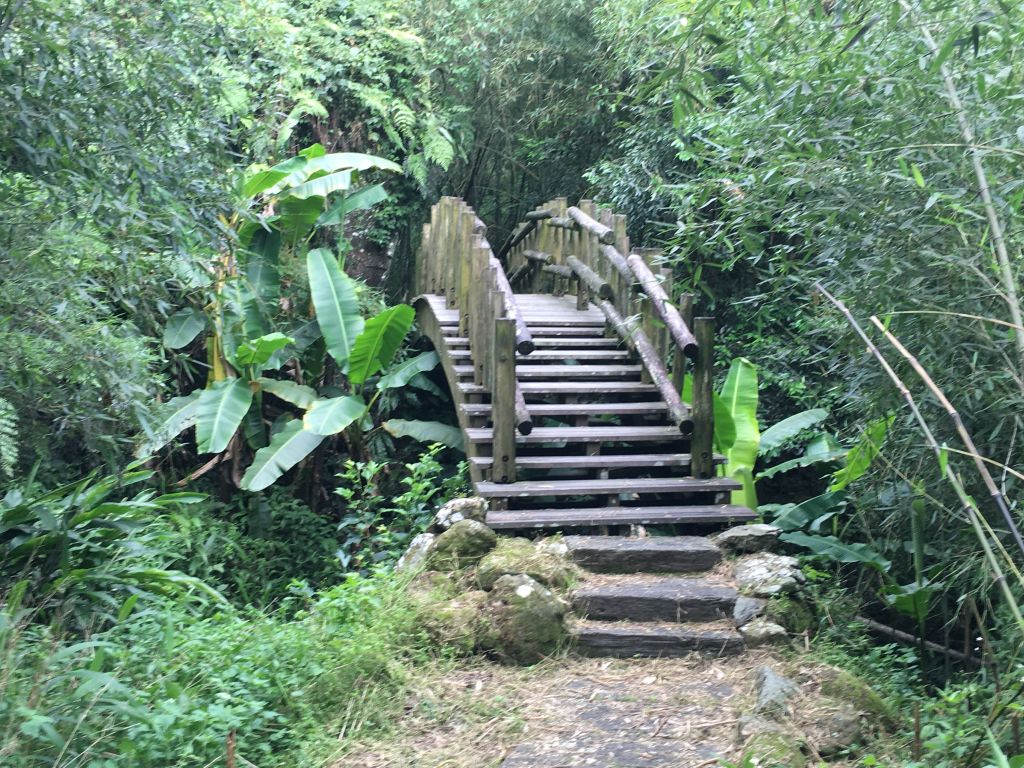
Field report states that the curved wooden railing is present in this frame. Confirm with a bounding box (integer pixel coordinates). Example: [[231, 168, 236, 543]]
[[500, 197, 715, 478]]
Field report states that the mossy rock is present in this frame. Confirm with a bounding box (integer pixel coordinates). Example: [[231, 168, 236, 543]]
[[819, 668, 896, 725], [476, 537, 574, 591], [418, 590, 488, 656], [765, 595, 814, 634], [406, 570, 460, 604], [479, 574, 568, 665], [741, 731, 807, 768], [424, 519, 497, 571]]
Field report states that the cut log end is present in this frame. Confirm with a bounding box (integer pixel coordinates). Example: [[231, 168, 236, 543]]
[[678, 418, 695, 436], [517, 340, 536, 356], [517, 419, 534, 436], [683, 341, 699, 360]]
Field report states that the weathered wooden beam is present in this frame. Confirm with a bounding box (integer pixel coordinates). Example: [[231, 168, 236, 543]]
[[598, 243, 633, 282], [542, 264, 574, 279], [568, 206, 616, 245], [492, 317, 518, 483], [495, 220, 538, 263], [524, 209, 554, 221], [523, 249, 550, 263], [548, 216, 577, 230], [488, 255, 535, 355], [627, 252, 698, 359], [691, 318, 715, 478], [596, 299, 692, 434], [567, 255, 613, 300]]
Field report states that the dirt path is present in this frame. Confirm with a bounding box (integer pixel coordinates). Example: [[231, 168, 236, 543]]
[[335, 650, 793, 768]]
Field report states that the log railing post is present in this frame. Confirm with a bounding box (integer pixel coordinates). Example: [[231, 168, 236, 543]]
[[691, 317, 715, 478], [492, 318, 518, 483], [674, 292, 694, 393]]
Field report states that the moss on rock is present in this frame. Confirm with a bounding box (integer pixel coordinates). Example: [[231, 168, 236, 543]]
[[741, 731, 807, 768], [819, 667, 896, 725], [765, 595, 814, 634], [424, 519, 497, 571], [476, 537, 574, 591], [418, 590, 488, 655], [479, 574, 568, 664]]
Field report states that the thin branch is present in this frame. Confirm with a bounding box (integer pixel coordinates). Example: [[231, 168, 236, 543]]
[[881, 310, 1024, 332]]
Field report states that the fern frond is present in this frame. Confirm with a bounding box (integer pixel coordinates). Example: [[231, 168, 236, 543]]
[[423, 122, 455, 170], [392, 101, 417, 141], [406, 153, 428, 187], [0, 397, 18, 479]]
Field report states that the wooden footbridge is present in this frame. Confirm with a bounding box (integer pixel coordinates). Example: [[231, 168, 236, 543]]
[[414, 197, 756, 533]]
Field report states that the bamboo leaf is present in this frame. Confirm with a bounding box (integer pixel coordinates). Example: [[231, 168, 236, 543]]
[[382, 419, 464, 450], [240, 420, 325, 491], [195, 379, 253, 454], [347, 305, 415, 385], [303, 395, 366, 436], [307, 248, 364, 368]]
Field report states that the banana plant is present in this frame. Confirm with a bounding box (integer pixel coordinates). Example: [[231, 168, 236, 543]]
[[146, 146, 452, 491]]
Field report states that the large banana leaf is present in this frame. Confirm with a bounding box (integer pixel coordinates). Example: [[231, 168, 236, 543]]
[[347, 305, 415, 385], [258, 378, 319, 409], [780, 531, 891, 573], [681, 374, 736, 454], [383, 419, 464, 451], [318, 184, 389, 227], [135, 392, 201, 457], [830, 414, 893, 491], [246, 226, 281, 303], [240, 419, 325, 492], [307, 248, 363, 368], [284, 170, 352, 200], [163, 307, 206, 350], [303, 395, 366, 436], [378, 351, 440, 391], [759, 408, 828, 456], [720, 358, 760, 508], [234, 332, 294, 370], [195, 379, 253, 454]]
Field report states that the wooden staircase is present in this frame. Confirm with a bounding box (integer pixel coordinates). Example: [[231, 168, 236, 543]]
[[413, 197, 757, 657]]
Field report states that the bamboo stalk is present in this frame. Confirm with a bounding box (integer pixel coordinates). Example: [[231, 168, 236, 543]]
[[870, 316, 1024, 560], [816, 282, 1024, 634]]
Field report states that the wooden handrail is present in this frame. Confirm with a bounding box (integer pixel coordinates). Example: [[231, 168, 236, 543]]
[[626, 252, 698, 359]]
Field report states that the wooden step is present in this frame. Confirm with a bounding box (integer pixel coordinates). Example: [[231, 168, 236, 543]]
[[459, 381, 661, 396], [461, 402, 669, 418], [486, 505, 756, 529], [448, 349, 631, 361], [454, 364, 642, 380], [564, 536, 722, 573], [466, 426, 687, 445], [524, 326, 608, 337], [443, 337, 622, 349], [573, 575, 736, 622], [469, 453, 699, 471], [474, 477, 740, 498], [571, 620, 745, 658]]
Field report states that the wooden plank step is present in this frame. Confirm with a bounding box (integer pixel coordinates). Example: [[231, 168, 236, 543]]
[[466, 426, 687, 445], [448, 349, 631, 361], [474, 477, 740, 498], [486, 505, 756, 529], [564, 536, 722, 574], [470, 453, 728, 471], [571, 620, 745, 658], [461, 402, 668, 418], [454, 365, 643, 380], [573, 575, 736, 622], [459, 381, 661, 396], [524, 327, 608, 337]]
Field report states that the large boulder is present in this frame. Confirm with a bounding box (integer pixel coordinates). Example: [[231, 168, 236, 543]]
[[433, 497, 488, 531], [396, 532, 436, 572], [754, 665, 800, 718], [425, 519, 498, 571], [809, 705, 863, 756], [479, 574, 569, 664], [418, 590, 488, 656], [733, 596, 767, 627], [712, 523, 781, 553], [819, 667, 895, 725], [734, 552, 804, 597], [476, 537, 575, 591]]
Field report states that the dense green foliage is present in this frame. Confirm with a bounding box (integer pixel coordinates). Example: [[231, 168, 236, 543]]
[[2, 0, 1023, 764]]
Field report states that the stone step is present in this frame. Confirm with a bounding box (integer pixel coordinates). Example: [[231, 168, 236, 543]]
[[564, 535, 722, 574], [571, 620, 745, 658], [572, 575, 736, 622]]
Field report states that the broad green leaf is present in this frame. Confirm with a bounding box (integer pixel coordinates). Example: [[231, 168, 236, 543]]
[[246, 226, 281, 302], [757, 449, 847, 481], [347, 305, 415, 385], [759, 408, 828, 456], [378, 351, 440, 391], [780, 532, 891, 572], [880, 580, 941, 622], [681, 374, 736, 454], [302, 152, 402, 176], [240, 419, 325, 491], [407, 372, 445, 398], [135, 392, 201, 456], [303, 395, 366, 436], [195, 379, 253, 454], [383, 419, 464, 451], [831, 415, 893, 491], [163, 308, 206, 349], [242, 156, 306, 198], [284, 169, 352, 200], [234, 333, 294, 368], [307, 248, 363, 368], [720, 358, 759, 508], [258, 378, 319, 409], [318, 184, 390, 227], [768, 490, 846, 531], [277, 196, 323, 245]]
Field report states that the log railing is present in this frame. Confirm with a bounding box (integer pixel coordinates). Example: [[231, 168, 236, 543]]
[[416, 197, 533, 483], [501, 197, 716, 479]]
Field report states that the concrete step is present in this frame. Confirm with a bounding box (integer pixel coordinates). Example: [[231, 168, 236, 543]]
[[571, 620, 745, 658], [572, 575, 736, 622], [564, 535, 722, 574]]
